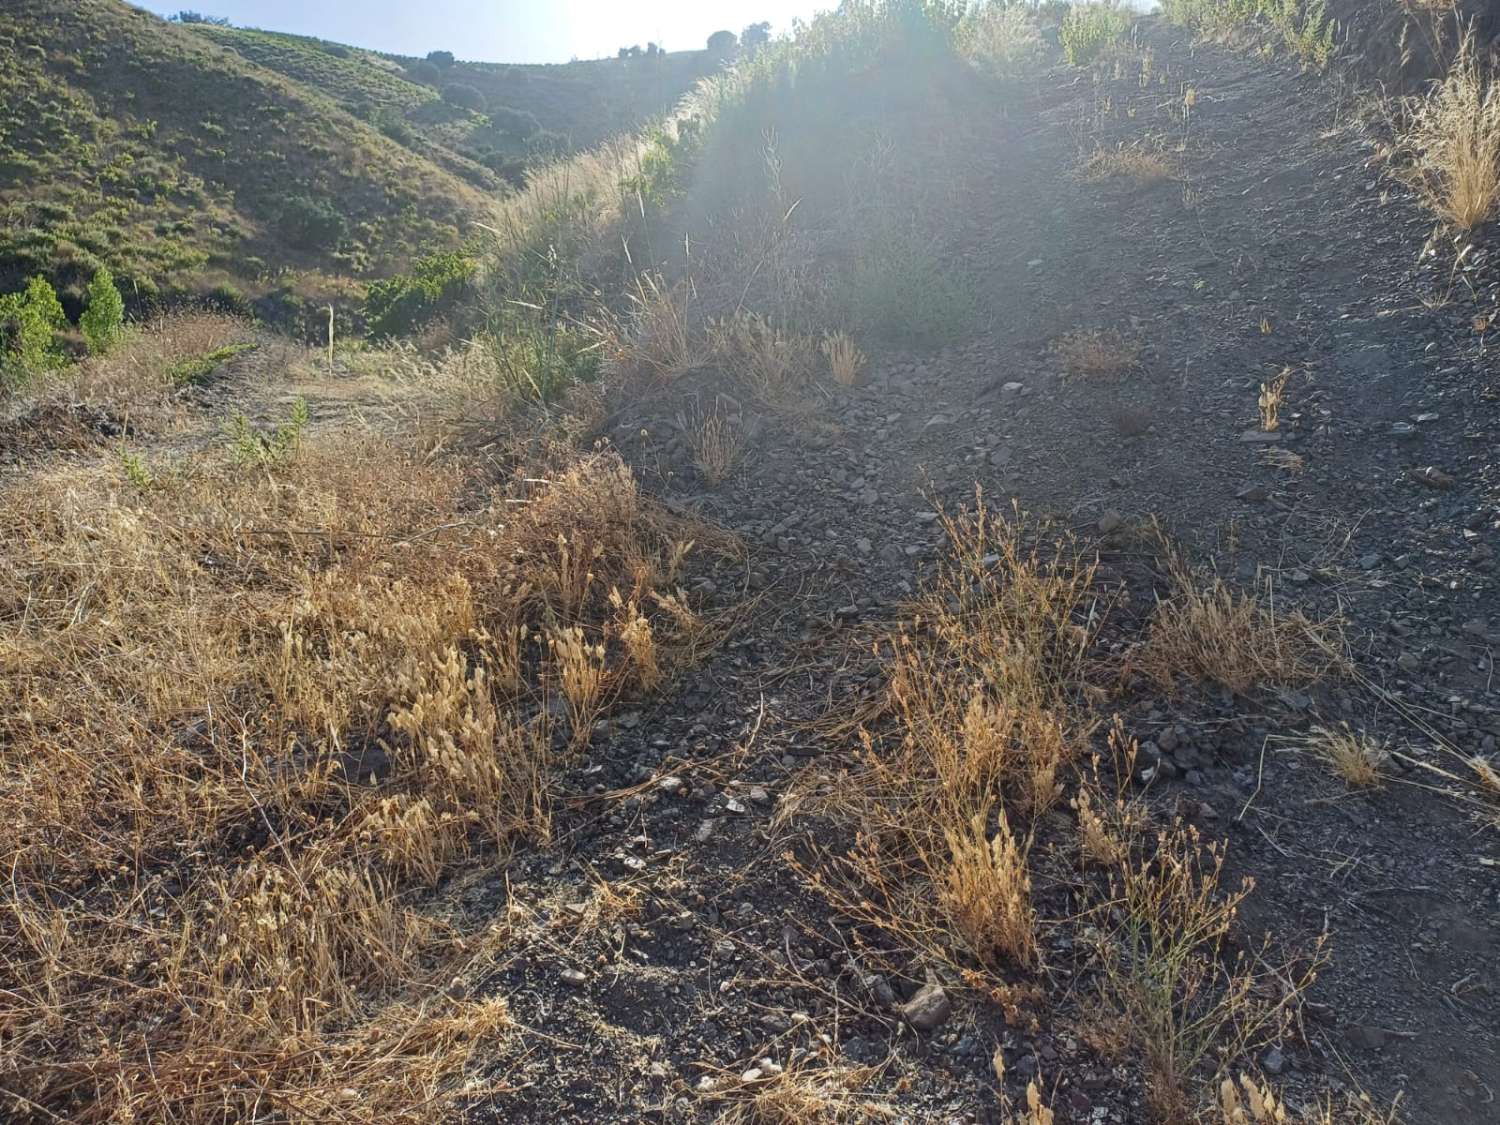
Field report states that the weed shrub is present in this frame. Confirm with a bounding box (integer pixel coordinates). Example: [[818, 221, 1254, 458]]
[[364, 249, 477, 337], [1397, 34, 1500, 229], [277, 194, 346, 251], [1060, 4, 1133, 66], [0, 275, 68, 383], [958, 3, 1047, 77], [842, 216, 977, 344], [80, 266, 125, 355], [1160, 0, 1335, 68]]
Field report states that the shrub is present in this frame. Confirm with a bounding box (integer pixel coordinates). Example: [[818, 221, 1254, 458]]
[[489, 106, 541, 139], [1397, 33, 1500, 229], [406, 59, 442, 85], [80, 266, 125, 355], [707, 29, 738, 56], [427, 49, 456, 68], [0, 275, 68, 381], [364, 249, 477, 338], [441, 83, 486, 112], [277, 195, 346, 251], [958, 3, 1047, 77], [1059, 3, 1132, 65]]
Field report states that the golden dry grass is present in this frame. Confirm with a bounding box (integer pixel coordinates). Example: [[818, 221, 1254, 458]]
[[1307, 724, 1387, 788], [711, 310, 819, 403], [797, 495, 1099, 979], [0, 361, 717, 1120], [1259, 367, 1291, 431], [1397, 35, 1500, 230], [822, 330, 866, 386], [1217, 1073, 1403, 1124], [1080, 143, 1176, 184], [1134, 547, 1346, 696], [1051, 327, 1144, 378]]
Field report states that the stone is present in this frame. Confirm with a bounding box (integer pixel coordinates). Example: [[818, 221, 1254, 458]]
[[1240, 429, 1283, 443], [1414, 465, 1455, 489], [559, 968, 589, 987], [899, 980, 952, 1031], [1397, 651, 1421, 673], [1098, 510, 1124, 535]]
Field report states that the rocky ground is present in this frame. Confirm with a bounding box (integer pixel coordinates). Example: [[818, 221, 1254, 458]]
[[469, 22, 1500, 1125]]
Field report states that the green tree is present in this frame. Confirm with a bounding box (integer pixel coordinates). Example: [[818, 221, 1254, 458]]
[[0, 275, 67, 381], [80, 267, 125, 355]]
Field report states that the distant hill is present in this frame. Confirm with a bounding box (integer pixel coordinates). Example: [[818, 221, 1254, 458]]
[[0, 1, 714, 328]]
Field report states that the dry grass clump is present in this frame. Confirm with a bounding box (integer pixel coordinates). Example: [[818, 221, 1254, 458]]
[[1258, 447, 1305, 473], [1084, 820, 1327, 1122], [1134, 550, 1346, 696], [1050, 327, 1143, 378], [1217, 1074, 1402, 1125], [614, 272, 700, 383], [679, 401, 745, 485], [1396, 34, 1500, 229], [1080, 143, 1176, 184], [1306, 724, 1387, 788], [711, 310, 819, 402], [0, 414, 713, 1120], [803, 494, 1099, 973], [821, 330, 866, 386], [1259, 367, 1291, 431], [704, 1049, 895, 1124]]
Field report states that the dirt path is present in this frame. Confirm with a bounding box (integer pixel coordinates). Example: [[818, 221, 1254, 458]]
[[478, 26, 1500, 1124]]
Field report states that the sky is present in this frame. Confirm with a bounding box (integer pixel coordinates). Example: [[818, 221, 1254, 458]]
[[131, 1, 830, 64]]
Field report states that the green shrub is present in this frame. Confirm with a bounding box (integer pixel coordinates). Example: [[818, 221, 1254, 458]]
[[276, 195, 346, 250], [1059, 3, 1132, 65], [406, 60, 442, 85], [364, 249, 476, 337], [168, 343, 256, 386], [841, 217, 976, 345], [0, 275, 68, 382], [441, 83, 486, 112], [80, 266, 125, 355]]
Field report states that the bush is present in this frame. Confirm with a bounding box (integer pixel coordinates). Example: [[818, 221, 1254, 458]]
[[0, 275, 68, 382], [489, 106, 541, 139], [1059, 3, 1132, 65], [958, 4, 1046, 77], [277, 195, 346, 251], [406, 60, 442, 86], [364, 249, 476, 338], [441, 83, 486, 112], [80, 266, 125, 355], [427, 50, 456, 68]]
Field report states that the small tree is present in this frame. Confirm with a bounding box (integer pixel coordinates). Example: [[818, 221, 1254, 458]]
[[645, 41, 662, 58], [440, 83, 485, 112], [426, 49, 456, 68], [0, 275, 67, 379], [80, 266, 125, 355], [707, 29, 737, 57], [742, 21, 771, 51]]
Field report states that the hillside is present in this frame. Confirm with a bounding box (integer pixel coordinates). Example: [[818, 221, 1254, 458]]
[[0, 1, 711, 329], [5, 3, 1500, 1124], [189, 22, 717, 183]]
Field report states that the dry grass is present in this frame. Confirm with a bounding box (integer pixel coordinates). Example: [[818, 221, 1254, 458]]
[[1396, 34, 1500, 229], [0, 395, 716, 1120], [614, 272, 700, 383], [1080, 143, 1176, 184], [1258, 447, 1306, 474], [1307, 724, 1387, 788], [821, 330, 866, 386], [1085, 817, 1327, 1120], [798, 495, 1099, 977], [711, 310, 819, 402], [704, 1049, 896, 1124], [680, 401, 745, 485], [1259, 367, 1291, 431], [1051, 327, 1144, 379], [1217, 1074, 1403, 1124], [1135, 548, 1345, 696]]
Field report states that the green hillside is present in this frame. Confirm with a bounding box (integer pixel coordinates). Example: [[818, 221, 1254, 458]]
[[0, 1, 712, 329]]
